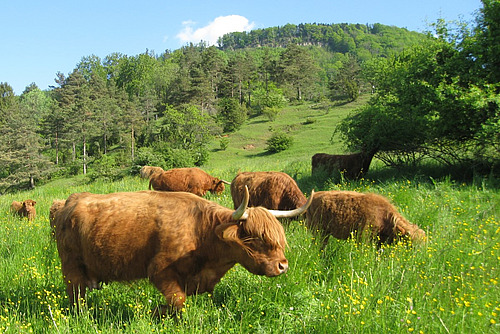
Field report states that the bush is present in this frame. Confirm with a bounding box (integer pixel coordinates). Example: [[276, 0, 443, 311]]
[[262, 107, 280, 121], [133, 146, 169, 170], [87, 155, 126, 182], [219, 137, 229, 151], [266, 131, 293, 153]]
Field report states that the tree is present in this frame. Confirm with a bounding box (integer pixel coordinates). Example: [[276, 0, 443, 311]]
[[55, 69, 95, 174], [0, 86, 52, 191], [217, 98, 247, 133], [338, 31, 500, 168], [329, 54, 362, 101], [277, 44, 319, 101], [0, 82, 16, 119], [473, 0, 500, 83]]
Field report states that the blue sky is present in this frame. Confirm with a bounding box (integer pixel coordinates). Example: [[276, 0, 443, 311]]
[[1, 0, 482, 95]]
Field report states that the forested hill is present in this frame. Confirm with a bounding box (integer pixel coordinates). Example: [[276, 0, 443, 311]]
[[218, 23, 427, 58]]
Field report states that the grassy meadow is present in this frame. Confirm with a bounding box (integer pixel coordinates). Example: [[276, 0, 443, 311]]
[[1, 98, 499, 333]]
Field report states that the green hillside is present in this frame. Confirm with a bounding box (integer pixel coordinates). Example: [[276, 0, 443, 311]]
[[205, 96, 370, 175]]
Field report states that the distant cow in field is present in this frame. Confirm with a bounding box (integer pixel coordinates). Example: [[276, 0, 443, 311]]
[[54, 186, 313, 314], [139, 165, 164, 179], [10, 199, 37, 221], [306, 191, 426, 246], [49, 199, 66, 233], [149, 167, 230, 197], [311, 149, 377, 179], [230, 171, 308, 211]]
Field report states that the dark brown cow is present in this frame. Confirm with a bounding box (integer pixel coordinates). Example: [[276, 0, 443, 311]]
[[149, 167, 230, 197], [49, 199, 66, 233], [54, 187, 313, 314], [230, 171, 308, 210], [306, 191, 426, 245], [311, 149, 377, 179], [10, 199, 37, 221], [140, 165, 164, 179]]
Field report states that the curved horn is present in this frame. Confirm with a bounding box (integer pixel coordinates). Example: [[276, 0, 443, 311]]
[[231, 185, 249, 220], [221, 179, 231, 185], [267, 190, 315, 218]]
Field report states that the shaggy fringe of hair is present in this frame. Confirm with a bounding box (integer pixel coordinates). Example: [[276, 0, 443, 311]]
[[243, 207, 287, 249]]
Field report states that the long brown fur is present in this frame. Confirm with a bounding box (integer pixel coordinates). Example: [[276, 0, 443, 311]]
[[306, 191, 426, 245], [230, 171, 307, 210], [149, 167, 226, 196], [140, 165, 164, 179], [49, 199, 66, 234], [55, 190, 290, 314], [10, 199, 37, 221]]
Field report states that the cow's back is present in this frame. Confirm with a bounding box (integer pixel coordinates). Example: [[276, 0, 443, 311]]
[[231, 172, 305, 210], [150, 168, 212, 196]]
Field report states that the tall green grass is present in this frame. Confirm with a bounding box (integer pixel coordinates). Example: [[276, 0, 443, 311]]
[[1, 98, 499, 333]]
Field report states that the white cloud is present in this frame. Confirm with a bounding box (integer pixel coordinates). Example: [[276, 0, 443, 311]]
[[176, 15, 255, 45]]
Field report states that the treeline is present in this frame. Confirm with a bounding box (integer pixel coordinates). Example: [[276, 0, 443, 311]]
[[217, 23, 426, 60], [0, 21, 426, 192]]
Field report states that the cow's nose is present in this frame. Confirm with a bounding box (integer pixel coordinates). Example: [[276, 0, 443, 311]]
[[278, 259, 289, 274]]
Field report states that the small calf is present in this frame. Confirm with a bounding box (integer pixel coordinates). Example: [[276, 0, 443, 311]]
[[11, 199, 37, 221]]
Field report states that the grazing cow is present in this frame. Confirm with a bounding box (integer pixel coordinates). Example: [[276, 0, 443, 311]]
[[306, 191, 426, 245], [49, 199, 66, 233], [54, 187, 314, 314], [311, 149, 377, 179], [10, 199, 37, 221], [140, 165, 164, 179], [230, 171, 307, 210], [149, 167, 230, 197]]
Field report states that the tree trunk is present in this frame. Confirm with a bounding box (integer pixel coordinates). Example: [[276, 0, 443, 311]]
[[131, 127, 135, 161], [103, 133, 107, 155], [83, 136, 87, 175], [55, 131, 59, 165]]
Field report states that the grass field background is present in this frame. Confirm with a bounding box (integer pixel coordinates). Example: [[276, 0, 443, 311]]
[[0, 98, 499, 333]]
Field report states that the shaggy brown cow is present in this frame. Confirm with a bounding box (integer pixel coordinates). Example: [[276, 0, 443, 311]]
[[149, 167, 230, 197], [10, 199, 37, 221], [311, 149, 377, 179], [306, 191, 426, 245], [49, 199, 66, 233], [139, 165, 164, 179], [230, 171, 308, 210], [54, 187, 313, 314]]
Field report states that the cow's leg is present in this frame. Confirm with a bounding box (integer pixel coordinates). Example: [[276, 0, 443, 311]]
[[150, 269, 186, 316], [60, 262, 89, 312]]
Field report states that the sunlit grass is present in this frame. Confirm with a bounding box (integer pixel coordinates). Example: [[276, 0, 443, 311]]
[[0, 99, 499, 332]]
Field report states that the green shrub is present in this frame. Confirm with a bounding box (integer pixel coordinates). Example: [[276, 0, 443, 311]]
[[262, 106, 280, 121], [266, 131, 293, 153], [219, 137, 229, 151], [87, 155, 126, 182]]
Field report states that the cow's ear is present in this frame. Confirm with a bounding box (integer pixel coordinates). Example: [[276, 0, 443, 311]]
[[215, 224, 240, 242]]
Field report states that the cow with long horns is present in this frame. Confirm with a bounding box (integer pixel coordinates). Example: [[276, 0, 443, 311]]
[[54, 186, 313, 315]]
